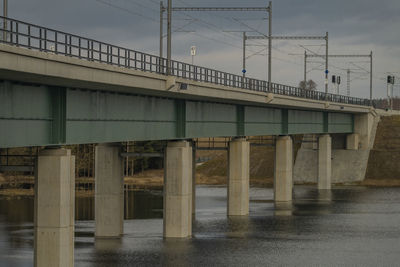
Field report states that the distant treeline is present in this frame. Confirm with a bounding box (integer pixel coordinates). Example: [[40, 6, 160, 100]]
[[0, 141, 165, 177]]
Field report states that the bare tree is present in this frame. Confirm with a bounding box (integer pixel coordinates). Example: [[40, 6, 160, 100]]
[[299, 80, 317, 91]]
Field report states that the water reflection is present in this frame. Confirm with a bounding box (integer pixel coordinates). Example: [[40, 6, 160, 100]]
[[226, 216, 251, 238], [274, 202, 293, 216], [317, 189, 332, 202], [75, 190, 163, 221], [162, 239, 193, 266], [2, 186, 400, 266]]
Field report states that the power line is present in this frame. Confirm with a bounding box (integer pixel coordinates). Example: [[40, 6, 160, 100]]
[[93, 0, 159, 23], [172, 7, 270, 12]]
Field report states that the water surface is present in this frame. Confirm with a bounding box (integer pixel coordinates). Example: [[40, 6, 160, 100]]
[[1, 186, 400, 266]]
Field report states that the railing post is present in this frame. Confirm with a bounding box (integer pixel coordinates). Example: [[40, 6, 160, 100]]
[[54, 32, 58, 54], [107, 45, 110, 63], [127, 50, 131, 68], [118, 48, 120, 66], [28, 25, 31, 48], [15, 22, 19, 45], [44, 29, 47, 51], [91, 41, 94, 60], [69, 35, 72, 55], [78, 38, 81, 58], [99, 43, 102, 62], [9, 21, 13, 43]]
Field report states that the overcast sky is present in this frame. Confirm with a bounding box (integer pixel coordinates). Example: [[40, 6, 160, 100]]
[[4, 0, 400, 98]]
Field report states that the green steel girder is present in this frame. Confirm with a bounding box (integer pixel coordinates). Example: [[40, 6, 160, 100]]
[[0, 80, 355, 148], [236, 106, 245, 136], [50, 87, 67, 144]]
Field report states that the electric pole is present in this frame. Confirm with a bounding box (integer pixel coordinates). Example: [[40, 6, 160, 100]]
[[243, 31, 246, 78], [304, 50, 307, 85], [268, 1, 272, 90], [248, 34, 327, 91], [307, 53, 373, 99], [168, 4, 271, 78], [347, 69, 350, 96], [160, 1, 164, 59], [325, 32, 328, 94], [370, 51, 373, 104], [167, 0, 172, 75]]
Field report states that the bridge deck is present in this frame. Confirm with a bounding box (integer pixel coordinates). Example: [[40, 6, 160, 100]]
[[0, 17, 371, 148]]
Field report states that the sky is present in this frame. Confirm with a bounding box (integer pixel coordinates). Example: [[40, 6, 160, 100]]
[[2, 0, 400, 99]]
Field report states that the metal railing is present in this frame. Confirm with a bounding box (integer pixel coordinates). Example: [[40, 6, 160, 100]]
[[0, 16, 371, 107]]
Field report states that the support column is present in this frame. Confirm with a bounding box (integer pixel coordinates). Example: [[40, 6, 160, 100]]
[[274, 136, 293, 202], [192, 144, 196, 216], [34, 148, 75, 267], [318, 134, 332, 190], [164, 141, 192, 238], [95, 143, 124, 238], [228, 138, 250, 216], [346, 133, 359, 150]]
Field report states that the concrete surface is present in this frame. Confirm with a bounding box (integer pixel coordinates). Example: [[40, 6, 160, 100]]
[[0, 44, 371, 113], [34, 148, 75, 267], [164, 141, 192, 238], [274, 136, 293, 202], [227, 138, 250, 216], [346, 134, 359, 150], [294, 114, 381, 184], [318, 135, 332, 190], [95, 144, 124, 238]]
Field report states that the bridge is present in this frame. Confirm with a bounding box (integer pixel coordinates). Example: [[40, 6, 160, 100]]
[[0, 17, 384, 267]]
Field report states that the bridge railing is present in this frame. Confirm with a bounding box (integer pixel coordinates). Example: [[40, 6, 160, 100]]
[[0, 16, 370, 107]]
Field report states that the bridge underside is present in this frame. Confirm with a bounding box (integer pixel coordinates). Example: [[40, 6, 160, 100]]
[[0, 80, 354, 148]]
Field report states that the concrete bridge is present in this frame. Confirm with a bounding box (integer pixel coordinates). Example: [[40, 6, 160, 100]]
[[0, 17, 381, 266]]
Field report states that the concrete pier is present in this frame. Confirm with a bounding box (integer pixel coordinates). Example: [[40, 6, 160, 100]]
[[228, 138, 250, 216], [346, 133, 359, 150], [192, 145, 196, 216], [34, 148, 75, 267], [164, 141, 192, 238], [95, 144, 124, 238], [318, 134, 332, 190], [274, 136, 293, 202]]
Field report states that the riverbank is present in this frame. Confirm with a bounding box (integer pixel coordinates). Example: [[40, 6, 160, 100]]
[[2, 171, 400, 198]]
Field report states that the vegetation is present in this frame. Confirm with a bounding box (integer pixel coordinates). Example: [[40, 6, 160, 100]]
[[298, 79, 317, 91]]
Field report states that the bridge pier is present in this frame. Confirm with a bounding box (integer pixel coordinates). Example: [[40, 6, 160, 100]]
[[95, 144, 124, 238], [318, 134, 332, 190], [346, 134, 359, 150], [274, 136, 293, 202], [164, 141, 192, 238], [34, 148, 75, 267], [228, 138, 250, 216], [192, 145, 196, 216]]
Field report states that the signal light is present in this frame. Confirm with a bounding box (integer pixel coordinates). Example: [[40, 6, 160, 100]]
[[387, 75, 395, 84]]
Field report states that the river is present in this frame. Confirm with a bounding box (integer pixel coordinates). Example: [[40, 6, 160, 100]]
[[1, 185, 400, 266]]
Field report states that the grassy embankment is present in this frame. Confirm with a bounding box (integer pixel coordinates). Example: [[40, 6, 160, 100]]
[[362, 115, 400, 186]]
